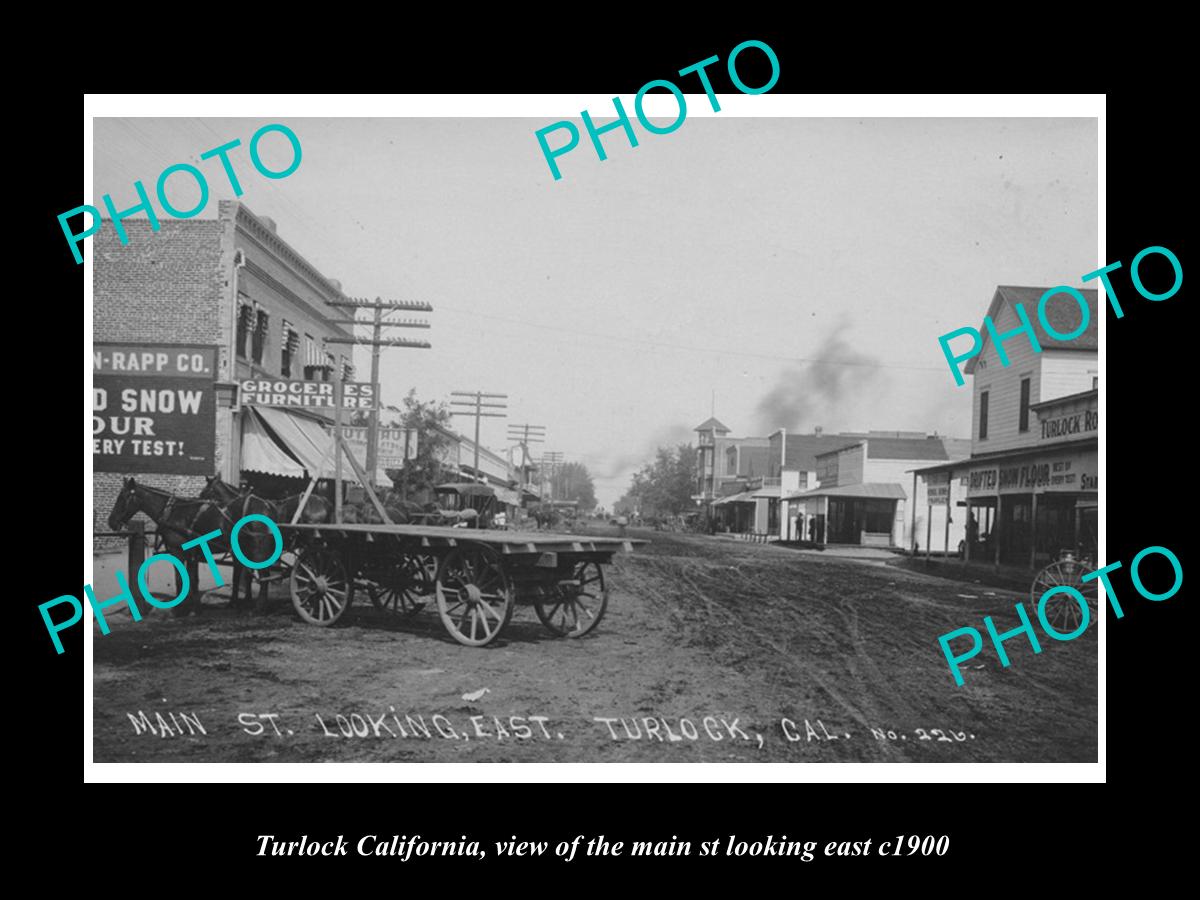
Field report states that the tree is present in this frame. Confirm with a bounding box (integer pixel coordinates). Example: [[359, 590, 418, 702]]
[[548, 461, 597, 511], [381, 390, 454, 500], [615, 443, 698, 517]]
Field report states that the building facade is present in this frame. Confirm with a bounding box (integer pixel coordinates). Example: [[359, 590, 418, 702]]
[[785, 435, 970, 548], [693, 418, 770, 502], [914, 286, 1099, 567], [93, 201, 355, 544]]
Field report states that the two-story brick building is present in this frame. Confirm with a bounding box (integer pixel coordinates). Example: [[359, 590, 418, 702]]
[[93, 200, 356, 544], [914, 285, 1099, 567]]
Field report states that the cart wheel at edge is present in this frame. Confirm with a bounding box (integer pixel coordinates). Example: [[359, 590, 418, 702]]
[[370, 556, 433, 617], [535, 560, 608, 638], [1030, 557, 1096, 634], [435, 544, 512, 647], [290, 546, 355, 626]]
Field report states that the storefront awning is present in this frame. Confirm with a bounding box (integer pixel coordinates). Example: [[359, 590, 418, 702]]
[[712, 491, 757, 506], [493, 487, 522, 506], [786, 483, 907, 501], [241, 409, 307, 477], [251, 407, 336, 478]]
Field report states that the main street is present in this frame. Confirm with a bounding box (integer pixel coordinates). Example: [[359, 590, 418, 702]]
[[93, 528, 1097, 763]]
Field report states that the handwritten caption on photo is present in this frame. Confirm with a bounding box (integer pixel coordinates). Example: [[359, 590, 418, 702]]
[[938, 544, 1182, 686], [59, 123, 303, 264], [42, 512, 283, 654], [125, 707, 976, 750], [534, 39, 780, 181]]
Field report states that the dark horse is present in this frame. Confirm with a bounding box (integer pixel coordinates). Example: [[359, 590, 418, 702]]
[[108, 477, 277, 615], [200, 475, 336, 610]]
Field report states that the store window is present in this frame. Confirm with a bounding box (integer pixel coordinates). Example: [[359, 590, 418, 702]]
[[979, 390, 989, 440], [1018, 378, 1031, 433]]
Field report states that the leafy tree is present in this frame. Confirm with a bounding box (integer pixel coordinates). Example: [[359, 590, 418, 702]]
[[547, 461, 597, 511], [615, 443, 698, 517], [380, 390, 454, 501]]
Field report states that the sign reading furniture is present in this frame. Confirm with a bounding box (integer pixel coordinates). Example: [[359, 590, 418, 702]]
[[92, 343, 218, 475], [239, 379, 378, 411]]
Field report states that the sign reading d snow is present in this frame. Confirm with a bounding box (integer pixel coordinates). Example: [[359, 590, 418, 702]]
[[92, 343, 217, 475]]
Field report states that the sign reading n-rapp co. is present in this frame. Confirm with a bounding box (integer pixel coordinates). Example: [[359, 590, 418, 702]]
[[93, 343, 218, 474]]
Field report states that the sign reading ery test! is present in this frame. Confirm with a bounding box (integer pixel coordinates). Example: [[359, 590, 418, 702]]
[[93, 343, 218, 474]]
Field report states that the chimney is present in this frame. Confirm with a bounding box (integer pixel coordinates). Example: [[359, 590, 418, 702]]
[[814, 425, 823, 436]]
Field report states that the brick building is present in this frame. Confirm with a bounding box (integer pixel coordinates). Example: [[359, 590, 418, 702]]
[[93, 201, 354, 546]]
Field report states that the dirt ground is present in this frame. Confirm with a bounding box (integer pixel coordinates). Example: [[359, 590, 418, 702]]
[[92, 527, 1098, 763]]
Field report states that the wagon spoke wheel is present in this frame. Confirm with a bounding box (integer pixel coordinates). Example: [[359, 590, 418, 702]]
[[290, 546, 354, 626], [535, 560, 608, 638], [435, 544, 512, 647], [1031, 558, 1094, 634], [369, 556, 433, 617]]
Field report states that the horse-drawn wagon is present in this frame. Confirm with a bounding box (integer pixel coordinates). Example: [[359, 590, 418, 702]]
[[107, 474, 643, 647], [284, 521, 640, 646]]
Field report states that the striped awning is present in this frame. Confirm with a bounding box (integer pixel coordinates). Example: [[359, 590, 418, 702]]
[[241, 409, 307, 477], [251, 407, 337, 478]]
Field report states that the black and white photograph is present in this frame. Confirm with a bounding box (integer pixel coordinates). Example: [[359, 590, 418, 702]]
[[84, 104, 1101, 767]]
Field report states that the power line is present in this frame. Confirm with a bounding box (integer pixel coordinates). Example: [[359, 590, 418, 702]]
[[435, 305, 946, 372]]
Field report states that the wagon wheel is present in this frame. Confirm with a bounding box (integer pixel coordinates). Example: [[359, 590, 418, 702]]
[[1031, 556, 1097, 634], [535, 560, 608, 638], [435, 544, 513, 647], [290, 546, 354, 626], [369, 555, 434, 617]]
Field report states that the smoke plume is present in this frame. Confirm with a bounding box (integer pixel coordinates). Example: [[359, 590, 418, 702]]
[[753, 323, 883, 433]]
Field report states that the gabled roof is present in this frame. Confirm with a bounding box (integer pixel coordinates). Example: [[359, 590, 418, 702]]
[[694, 417, 731, 434], [964, 286, 1098, 375]]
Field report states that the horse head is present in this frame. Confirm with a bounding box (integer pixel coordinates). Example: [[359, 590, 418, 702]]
[[200, 474, 241, 503], [108, 477, 138, 531]]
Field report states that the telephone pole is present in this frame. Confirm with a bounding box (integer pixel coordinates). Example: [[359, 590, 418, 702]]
[[506, 423, 545, 489], [326, 297, 432, 487], [540, 450, 564, 501], [450, 391, 508, 481]]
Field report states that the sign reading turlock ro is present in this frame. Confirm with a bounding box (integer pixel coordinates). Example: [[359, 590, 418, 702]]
[[92, 343, 218, 474]]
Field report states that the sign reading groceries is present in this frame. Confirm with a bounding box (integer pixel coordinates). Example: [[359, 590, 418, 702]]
[[240, 379, 378, 410]]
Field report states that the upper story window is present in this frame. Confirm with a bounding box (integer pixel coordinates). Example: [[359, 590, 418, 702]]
[[1092, 375, 1098, 390], [979, 390, 990, 440], [302, 334, 321, 380], [281, 320, 299, 377], [342, 355, 354, 383], [252, 307, 270, 366], [1018, 377, 1031, 433], [236, 303, 253, 359]]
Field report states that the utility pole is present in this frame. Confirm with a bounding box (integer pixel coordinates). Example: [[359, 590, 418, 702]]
[[326, 297, 432, 488], [540, 450, 564, 501], [450, 391, 508, 481], [506, 423, 545, 489]]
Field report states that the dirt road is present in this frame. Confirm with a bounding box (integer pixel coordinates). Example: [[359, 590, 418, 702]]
[[92, 529, 1097, 763]]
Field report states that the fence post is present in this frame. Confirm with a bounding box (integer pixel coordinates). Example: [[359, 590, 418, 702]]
[[128, 519, 145, 578]]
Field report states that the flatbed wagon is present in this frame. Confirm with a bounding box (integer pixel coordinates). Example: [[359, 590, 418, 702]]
[[279, 522, 644, 647]]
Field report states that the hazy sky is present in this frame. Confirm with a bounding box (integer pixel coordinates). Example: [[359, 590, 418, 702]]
[[93, 116, 1097, 507]]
